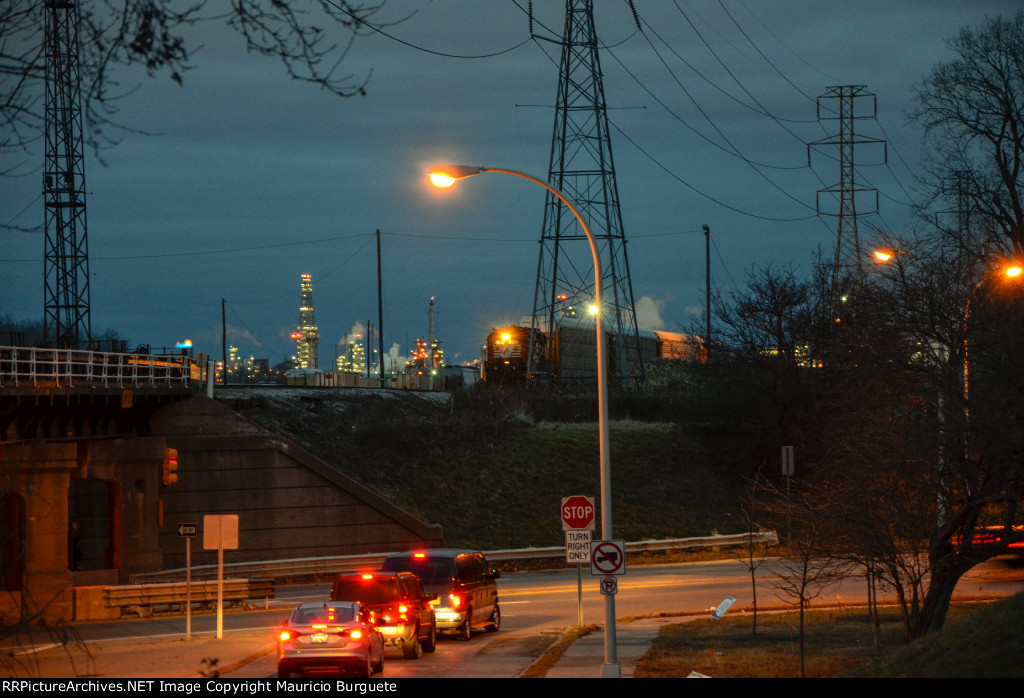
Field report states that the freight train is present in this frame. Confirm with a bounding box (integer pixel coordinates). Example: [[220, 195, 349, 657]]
[[482, 323, 702, 384]]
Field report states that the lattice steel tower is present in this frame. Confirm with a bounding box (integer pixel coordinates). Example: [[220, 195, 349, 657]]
[[808, 86, 885, 292], [292, 274, 320, 369], [43, 0, 91, 348], [528, 0, 643, 384]]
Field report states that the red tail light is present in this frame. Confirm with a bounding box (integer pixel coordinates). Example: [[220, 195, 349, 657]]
[[450, 594, 461, 607]]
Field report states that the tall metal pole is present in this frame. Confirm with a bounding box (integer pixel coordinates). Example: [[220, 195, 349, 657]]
[[429, 165, 619, 677], [703, 224, 711, 352], [377, 229, 386, 388], [221, 298, 227, 385]]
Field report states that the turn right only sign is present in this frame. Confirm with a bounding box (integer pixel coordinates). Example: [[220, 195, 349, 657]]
[[590, 539, 626, 576]]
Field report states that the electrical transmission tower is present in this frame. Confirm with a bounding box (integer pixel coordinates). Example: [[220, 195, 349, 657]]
[[292, 274, 320, 369], [43, 0, 91, 348], [809, 86, 886, 293], [529, 0, 643, 386]]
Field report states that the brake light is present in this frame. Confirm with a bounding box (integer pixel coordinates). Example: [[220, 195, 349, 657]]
[[361, 573, 373, 579], [414, 552, 426, 558], [399, 605, 408, 613], [450, 594, 461, 607], [350, 629, 363, 639], [280, 630, 297, 642]]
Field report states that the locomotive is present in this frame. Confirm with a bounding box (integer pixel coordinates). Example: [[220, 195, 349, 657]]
[[482, 323, 700, 384]]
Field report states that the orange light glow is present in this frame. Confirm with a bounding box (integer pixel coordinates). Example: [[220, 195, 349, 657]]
[[874, 250, 893, 261], [1007, 265, 1023, 277], [429, 173, 457, 187], [351, 629, 363, 639]]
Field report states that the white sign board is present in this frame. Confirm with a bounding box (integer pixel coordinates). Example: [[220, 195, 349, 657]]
[[590, 539, 626, 576], [203, 514, 239, 550], [566, 530, 592, 563], [712, 595, 737, 619]]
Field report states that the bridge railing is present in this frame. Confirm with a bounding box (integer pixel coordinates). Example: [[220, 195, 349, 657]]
[[0, 346, 193, 388]]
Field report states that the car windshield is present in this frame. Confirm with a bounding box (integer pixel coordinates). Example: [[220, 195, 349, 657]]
[[383, 558, 451, 586], [291, 606, 355, 626], [332, 578, 402, 604]]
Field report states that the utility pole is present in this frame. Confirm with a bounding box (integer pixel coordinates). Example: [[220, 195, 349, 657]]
[[377, 229, 386, 388], [703, 224, 711, 354]]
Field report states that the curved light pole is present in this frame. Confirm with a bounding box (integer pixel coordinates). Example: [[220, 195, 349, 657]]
[[429, 165, 620, 677]]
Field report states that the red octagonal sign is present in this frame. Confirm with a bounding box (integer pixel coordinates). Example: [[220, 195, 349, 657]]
[[562, 495, 596, 531]]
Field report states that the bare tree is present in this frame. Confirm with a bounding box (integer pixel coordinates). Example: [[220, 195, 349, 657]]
[[910, 12, 1024, 259], [763, 480, 850, 679], [1, 0, 395, 174]]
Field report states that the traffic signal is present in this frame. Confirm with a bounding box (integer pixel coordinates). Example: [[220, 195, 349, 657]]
[[162, 447, 179, 485]]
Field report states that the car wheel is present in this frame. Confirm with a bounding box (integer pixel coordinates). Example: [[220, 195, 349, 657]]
[[459, 608, 473, 641], [423, 621, 437, 653], [486, 604, 500, 633], [355, 653, 372, 679], [402, 629, 423, 659], [277, 663, 290, 679], [373, 647, 385, 675]]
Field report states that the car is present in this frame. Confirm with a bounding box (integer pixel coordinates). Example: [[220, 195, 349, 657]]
[[277, 601, 384, 679], [381, 549, 501, 640], [330, 571, 437, 659]]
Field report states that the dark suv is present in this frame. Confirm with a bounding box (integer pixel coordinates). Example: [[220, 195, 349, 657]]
[[329, 571, 436, 658], [382, 550, 500, 639]]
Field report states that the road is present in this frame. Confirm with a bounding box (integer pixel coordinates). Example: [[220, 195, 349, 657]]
[[4, 557, 1022, 678]]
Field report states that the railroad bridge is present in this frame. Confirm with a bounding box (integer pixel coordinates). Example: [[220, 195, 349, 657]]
[[0, 346, 442, 622]]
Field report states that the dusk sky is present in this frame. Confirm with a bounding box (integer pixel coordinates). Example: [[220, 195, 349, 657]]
[[1, 1, 1011, 369]]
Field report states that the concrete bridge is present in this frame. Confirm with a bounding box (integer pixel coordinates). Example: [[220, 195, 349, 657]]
[[0, 346, 442, 622]]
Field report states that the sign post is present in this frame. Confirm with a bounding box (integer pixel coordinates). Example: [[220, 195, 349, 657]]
[[203, 515, 239, 639], [562, 496, 595, 627], [178, 522, 198, 640]]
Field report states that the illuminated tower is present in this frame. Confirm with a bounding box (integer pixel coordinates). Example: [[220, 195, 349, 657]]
[[530, 0, 643, 384], [43, 0, 91, 347], [292, 274, 320, 369]]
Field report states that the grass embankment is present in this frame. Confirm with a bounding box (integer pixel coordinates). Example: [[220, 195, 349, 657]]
[[634, 592, 1024, 678], [231, 390, 750, 550]]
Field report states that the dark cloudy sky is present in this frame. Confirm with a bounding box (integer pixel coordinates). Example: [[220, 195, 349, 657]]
[[1, 1, 1011, 368]]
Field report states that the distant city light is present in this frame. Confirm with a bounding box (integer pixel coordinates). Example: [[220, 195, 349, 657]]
[[176, 339, 193, 349]]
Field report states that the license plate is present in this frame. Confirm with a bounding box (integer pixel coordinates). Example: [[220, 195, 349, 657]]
[[310, 633, 329, 644]]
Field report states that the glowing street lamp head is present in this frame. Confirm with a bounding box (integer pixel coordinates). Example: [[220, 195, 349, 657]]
[[1006, 265, 1023, 278], [428, 165, 483, 188], [874, 249, 893, 262]]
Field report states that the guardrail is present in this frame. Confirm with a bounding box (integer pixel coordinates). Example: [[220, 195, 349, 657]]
[[129, 532, 778, 585], [0, 345, 194, 388], [106, 578, 275, 617]]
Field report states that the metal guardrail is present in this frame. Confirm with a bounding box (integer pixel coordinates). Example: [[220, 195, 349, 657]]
[[0, 345, 194, 388], [106, 578, 274, 617], [129, 532, 778, 585]]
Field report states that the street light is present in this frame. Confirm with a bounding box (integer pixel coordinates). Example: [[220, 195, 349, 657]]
[[428, 164, 620, 678]]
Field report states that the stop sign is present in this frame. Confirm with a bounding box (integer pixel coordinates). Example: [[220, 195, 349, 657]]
[[562, 495, 596, 531]]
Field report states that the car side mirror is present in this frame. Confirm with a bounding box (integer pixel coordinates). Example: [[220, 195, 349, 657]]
[[486, 569, 501, 580]]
